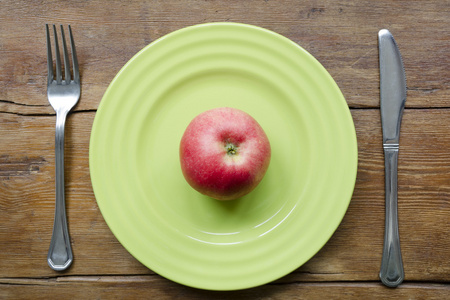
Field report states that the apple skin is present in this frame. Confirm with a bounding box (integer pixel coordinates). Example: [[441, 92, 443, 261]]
[[180, 107, 271, 200]]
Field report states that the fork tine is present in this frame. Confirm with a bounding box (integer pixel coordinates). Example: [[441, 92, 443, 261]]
[[46, 24, 53, 84], [60, 25, 71, 83], [68, 25, 79, 83], [52, 25, 62, 84]]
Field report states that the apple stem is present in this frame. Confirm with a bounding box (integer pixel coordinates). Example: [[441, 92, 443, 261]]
[[225, 143, 238, 156]]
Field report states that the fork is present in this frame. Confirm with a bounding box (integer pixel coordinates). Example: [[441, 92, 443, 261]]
[[46, 24, 80, 271]]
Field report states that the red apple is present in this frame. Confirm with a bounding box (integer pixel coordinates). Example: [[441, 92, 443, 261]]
[[179, 107, 271, 200]]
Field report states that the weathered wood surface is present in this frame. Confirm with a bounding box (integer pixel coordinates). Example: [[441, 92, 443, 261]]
[[1, 279, 449, 300], [1, 0, 449, 298]]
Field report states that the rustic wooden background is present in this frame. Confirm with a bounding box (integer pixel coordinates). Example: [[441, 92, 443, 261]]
[[1, 0, 449, 299]]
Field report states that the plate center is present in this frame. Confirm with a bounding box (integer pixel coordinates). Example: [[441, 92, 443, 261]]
[[134, 69, 307, 241]]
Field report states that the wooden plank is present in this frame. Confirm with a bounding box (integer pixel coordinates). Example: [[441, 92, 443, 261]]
[[0, 0, 448, 112], [0, 109, 448, 282], [1, 277, 449, 299], [0, 112, 151, 277]]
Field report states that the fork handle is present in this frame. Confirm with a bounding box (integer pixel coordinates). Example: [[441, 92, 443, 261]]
[[48, 110, 73, 271], [380, 146, 404, 287]]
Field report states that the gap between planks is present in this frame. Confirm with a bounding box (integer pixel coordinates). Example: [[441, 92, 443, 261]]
[[1, 275, 448, 287]]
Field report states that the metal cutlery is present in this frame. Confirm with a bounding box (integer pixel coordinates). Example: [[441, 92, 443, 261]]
[[378, 29, 406, 287], [46, 24, 80, 271]]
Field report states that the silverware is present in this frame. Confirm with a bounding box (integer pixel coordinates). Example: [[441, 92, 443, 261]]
[[378, 29, 406, 287], [46, 24, 80, 271]]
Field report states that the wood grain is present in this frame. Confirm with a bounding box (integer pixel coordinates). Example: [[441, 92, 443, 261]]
[[1, 278, 449, 300], [0, 110, 448, 281], [1, 0, 448, 298], [0, 0, 448, 113]]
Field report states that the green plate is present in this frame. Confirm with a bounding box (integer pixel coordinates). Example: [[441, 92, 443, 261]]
[[89, 23, 357, 291]]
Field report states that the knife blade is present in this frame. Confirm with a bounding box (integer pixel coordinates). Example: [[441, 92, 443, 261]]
[[378, 29, 406, 288]]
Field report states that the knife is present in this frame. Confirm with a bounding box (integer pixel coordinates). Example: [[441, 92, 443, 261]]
[[378, 29, 406, 288]]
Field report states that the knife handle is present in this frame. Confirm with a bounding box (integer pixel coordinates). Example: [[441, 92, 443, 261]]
[[380, 145, 404, 287]]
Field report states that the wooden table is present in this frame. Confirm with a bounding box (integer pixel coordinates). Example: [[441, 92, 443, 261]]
[[1, 0, 448, 298]]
